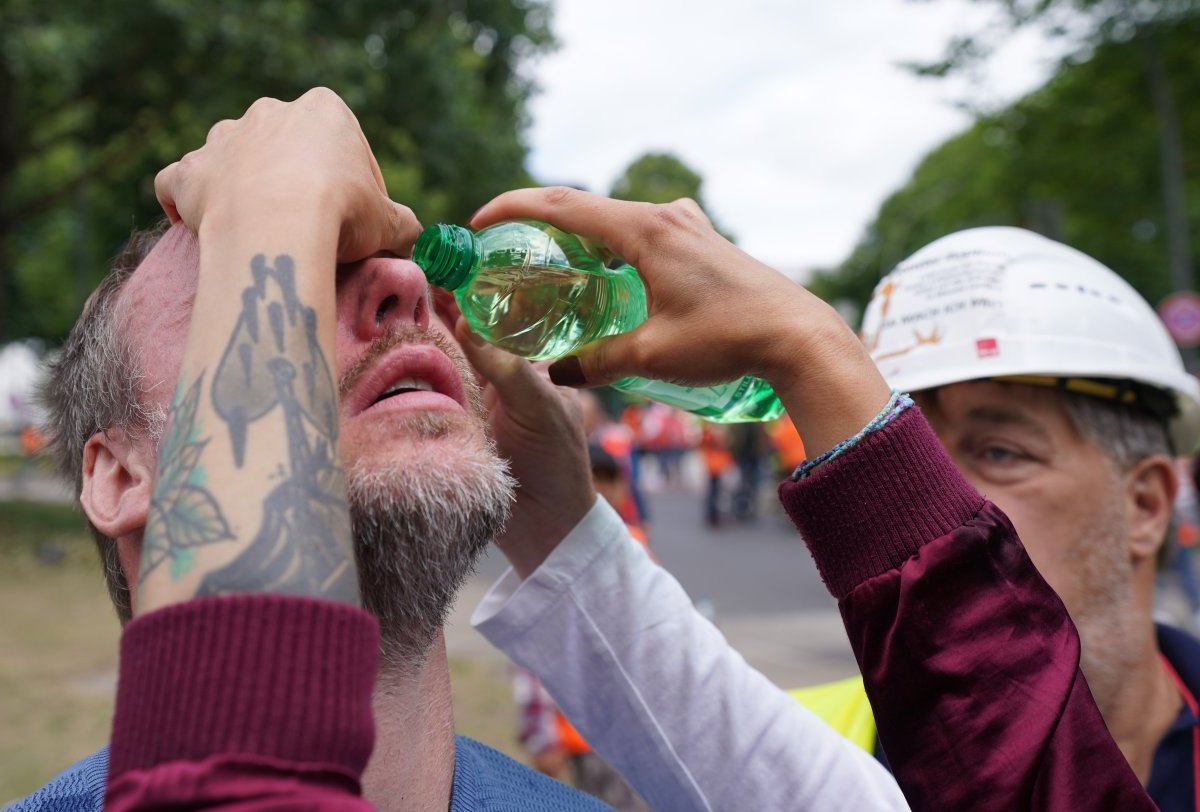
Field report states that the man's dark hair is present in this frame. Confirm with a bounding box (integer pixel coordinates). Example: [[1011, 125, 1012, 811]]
[[588, 443, 621, 482]]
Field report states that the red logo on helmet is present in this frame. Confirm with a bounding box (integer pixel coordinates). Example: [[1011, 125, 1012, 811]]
[[976, 338, 1000, 358]]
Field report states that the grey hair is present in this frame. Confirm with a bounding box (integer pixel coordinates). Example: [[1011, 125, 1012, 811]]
[[38, 219, 171, 625], [347, 430, 515, 671], [1062, 391, 1174, 472], [1061, 390, 1175, 567]]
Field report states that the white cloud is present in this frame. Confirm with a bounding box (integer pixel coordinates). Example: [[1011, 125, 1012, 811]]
[[525, 0, 1064, 277]]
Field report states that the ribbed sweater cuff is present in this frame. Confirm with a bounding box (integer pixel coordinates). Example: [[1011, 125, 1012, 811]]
[[780, 406, 984, 601], [109, 594, 379, 779]]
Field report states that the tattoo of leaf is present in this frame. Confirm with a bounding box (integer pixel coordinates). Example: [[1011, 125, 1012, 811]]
[[142, 375, 235, 581], [197, 254, 356, 604]]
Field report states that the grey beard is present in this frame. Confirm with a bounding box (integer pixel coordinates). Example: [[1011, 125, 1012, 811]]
[[347, 439, 515, 672]]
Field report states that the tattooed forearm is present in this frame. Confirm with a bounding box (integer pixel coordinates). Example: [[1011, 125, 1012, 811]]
[[143, 253, 357, 605], [143, 375, 235, 582]]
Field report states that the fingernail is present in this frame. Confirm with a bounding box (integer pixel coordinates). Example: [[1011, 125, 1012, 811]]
[[549, 356, 586, 387], [465, 206, 484, 226]]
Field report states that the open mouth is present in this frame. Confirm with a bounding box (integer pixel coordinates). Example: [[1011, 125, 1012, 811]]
[[372, 377, 437, 404], [346, 344, 468, 418]]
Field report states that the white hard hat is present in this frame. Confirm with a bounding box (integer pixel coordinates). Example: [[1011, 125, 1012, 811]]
[[862, 226, 1200, 453]]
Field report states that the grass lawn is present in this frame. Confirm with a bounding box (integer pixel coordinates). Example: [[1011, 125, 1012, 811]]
[[0, 500, 118, 805], [0, 499, 521, 804]]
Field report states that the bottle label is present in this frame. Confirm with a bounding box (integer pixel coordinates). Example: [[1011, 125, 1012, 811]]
[[618, 376, 754, 411]]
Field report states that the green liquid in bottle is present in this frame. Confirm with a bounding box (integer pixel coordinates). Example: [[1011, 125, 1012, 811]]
[[414, 220, 783, 423]]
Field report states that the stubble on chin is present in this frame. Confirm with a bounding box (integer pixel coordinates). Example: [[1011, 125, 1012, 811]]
[[337, 322, 516, 671], [345, 437, 514, 672]]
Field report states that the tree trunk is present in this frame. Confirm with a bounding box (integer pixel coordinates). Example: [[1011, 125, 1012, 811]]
[[0, 56, 15, 342], [1140, 29, 1193, 295]]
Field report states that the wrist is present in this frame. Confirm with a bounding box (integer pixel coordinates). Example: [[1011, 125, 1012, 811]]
[[197, 186, 342, 257], [756, 295, 847, 385], [759, 301, 893, 458], [497, 490, 598, 579]]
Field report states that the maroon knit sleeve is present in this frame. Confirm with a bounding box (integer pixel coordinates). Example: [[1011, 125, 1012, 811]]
[[106, 594, 378, 811], [780, 406, 1154, 811]]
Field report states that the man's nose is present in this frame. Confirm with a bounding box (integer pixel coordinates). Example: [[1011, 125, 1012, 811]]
[[338, 257, 431, 340]]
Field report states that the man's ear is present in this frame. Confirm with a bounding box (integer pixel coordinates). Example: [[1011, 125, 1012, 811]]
[[80, 427, 155, 539], [1125, 455, 1177, 563]]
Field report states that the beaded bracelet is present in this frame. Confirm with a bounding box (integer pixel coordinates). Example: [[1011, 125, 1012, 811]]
[[790, 390, 913, 481]]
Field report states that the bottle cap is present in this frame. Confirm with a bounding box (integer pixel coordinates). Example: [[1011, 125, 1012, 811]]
[[413, 224, 480, 290]]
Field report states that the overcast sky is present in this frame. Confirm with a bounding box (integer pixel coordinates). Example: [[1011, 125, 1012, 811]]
[[524, 0, 1069, 277]]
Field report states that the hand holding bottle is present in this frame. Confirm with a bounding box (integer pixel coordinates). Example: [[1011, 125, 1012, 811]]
[[470, 187, 892, 457], [453, 318, 596, 578]]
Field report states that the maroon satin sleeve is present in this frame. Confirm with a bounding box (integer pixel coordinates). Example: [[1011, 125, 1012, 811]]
[[106, 595, 379, 810], [781, 407, 1154, 811]]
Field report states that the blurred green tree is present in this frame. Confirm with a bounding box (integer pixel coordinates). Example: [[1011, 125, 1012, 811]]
[[907, 0, 1198, 294], [610, 151, 733, 241], [0, 0, 554, 341], [810, 7, 1199, 324], [611, 152, 706, 205]]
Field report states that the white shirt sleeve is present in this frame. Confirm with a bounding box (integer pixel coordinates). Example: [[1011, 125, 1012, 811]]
[[471, 497, 909, 812]]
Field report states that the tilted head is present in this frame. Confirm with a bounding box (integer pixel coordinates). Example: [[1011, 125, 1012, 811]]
[[41, 221, 514, 668]]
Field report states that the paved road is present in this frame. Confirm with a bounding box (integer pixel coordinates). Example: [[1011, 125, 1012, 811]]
[[448, 478, 858, 691]]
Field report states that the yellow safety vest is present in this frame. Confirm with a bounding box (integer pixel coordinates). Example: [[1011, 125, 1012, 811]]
[[788, 676, 877, 753]]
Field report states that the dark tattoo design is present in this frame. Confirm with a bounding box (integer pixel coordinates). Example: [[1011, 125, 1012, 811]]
[[195, 254, 356, 601], [143, 376, 235, 581]]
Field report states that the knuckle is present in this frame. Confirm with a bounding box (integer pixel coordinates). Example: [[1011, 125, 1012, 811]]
[[246, 96, 282, 115], [659, 202, 693, 230], [177, 148, 201, 168], [639, 203, 682, 243], [626, 332, 653, 372], [541, 185, 576, 207], [672, 197, 708, 224], [393, 202, 418, 224], [391, 204, 422, 239], [304, 86, 341, 106], [205, 118, 234, 142]]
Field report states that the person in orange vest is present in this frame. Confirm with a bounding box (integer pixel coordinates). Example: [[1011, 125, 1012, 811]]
[[588, 442, 649, 546], [513, 667, 649, 811], [767, 414, 807, 478], [580, 391, 647, 527], [15, 422, 46, 492], [19, 423, 44, 457], [699, 423, 734, 527]]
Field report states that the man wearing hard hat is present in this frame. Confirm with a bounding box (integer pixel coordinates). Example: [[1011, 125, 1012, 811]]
[[856, 226, 1200, 809], [476, 224, 1200, 811]]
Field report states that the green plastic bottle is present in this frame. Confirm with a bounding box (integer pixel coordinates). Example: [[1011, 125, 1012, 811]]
[[413, 220, 784, 423]]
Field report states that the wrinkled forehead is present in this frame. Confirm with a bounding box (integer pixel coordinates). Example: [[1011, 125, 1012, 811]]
[[116, 223, 200, 403], [915, 380, 1078, 438]]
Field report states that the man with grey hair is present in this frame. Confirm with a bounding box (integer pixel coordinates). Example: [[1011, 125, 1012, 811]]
[[38, 218, 513, 665], [13, 90, 908, 812], [462, 218, 1200, 811], [861, 227, 1200, 808], [11, 89, 614, 812]]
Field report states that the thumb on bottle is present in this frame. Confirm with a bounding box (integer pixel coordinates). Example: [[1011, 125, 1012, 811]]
[[455, 318, 550, 409], [381, 200, 424, 257]]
